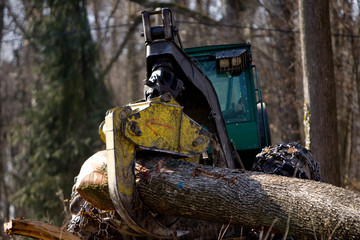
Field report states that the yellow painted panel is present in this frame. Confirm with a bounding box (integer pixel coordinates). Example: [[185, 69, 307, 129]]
[[123, 102, 182, 152], [180, 114, 210, 154]]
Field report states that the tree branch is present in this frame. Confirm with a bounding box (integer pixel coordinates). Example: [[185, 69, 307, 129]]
[[99, 15, 142, 80], [129, 0, 217, 23]]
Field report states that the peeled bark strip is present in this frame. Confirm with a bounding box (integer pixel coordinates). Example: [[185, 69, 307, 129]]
[[4, 219, 80, 240], [136, 158, 360, 239]]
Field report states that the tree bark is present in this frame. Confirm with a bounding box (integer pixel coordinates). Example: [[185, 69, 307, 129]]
[[75, 153, 360, 239], [299, 0, 341, 186]]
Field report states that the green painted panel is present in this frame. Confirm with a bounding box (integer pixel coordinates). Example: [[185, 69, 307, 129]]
[[226, 122, 260, 150]]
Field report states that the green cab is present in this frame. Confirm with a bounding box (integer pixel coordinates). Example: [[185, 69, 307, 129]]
[[185, 44, 271, 168]]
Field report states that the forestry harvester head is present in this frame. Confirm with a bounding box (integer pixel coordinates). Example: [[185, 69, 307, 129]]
[[97, 8, 272, 238]]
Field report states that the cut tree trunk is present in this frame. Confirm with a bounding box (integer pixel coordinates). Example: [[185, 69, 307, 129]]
[[4, 218, 81, 240], [75, 152, 360, 239]]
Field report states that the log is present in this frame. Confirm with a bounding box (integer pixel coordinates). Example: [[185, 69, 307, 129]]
[[4, 218, 80, 240], [139, 159, 360, 239], [75, 151, 360, 239]]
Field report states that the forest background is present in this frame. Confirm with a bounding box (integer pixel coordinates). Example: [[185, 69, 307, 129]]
[[0, 0, 359, 237]]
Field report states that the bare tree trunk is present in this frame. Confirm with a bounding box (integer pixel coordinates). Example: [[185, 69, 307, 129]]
[[348, 3, 360, 188], [0, 0, 4, 51], [299, 0, 341, 186], [262, 0, 301, 143], [1, 4, 10, 239], [220, 0, 257, 43], [91, 1, 105, 66]]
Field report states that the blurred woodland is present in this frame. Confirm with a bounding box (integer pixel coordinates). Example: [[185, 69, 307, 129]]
[[0, 0, 359, 236]]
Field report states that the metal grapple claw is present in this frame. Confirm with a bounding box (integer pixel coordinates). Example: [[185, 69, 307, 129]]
[[103, 95, 210, 238]]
